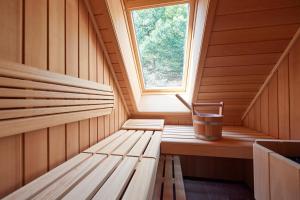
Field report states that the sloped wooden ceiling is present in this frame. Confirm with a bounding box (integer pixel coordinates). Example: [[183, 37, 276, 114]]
[[86, 0, 300, 125], [193, 0, 300, 125], [87, 0, 137, 113]]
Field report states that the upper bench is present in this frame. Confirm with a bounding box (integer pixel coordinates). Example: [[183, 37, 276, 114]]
[[161, 125, 274, 159]]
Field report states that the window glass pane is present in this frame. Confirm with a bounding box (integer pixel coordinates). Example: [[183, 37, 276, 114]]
[[132, 3, 189, 89]]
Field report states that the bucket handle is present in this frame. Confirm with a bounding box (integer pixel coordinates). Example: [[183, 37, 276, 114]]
[[192, 102, 224, 115]]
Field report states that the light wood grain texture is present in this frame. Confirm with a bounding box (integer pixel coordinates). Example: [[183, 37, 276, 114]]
[[83, 130, 126, 153], [254, 140, 300, 200], [253, 143, 271, 200], [127, 131, 153, 157], [193, 0, 300, 125], [122, 158, 157, 200], [112, 130, 143, 156], [162, 125, 273, 159], [153, 155, 186, 200], [143, 131, 162, 159], [63, 155, 122, 200], [243, 29, 300, 141], [97, 130, 134, 155], [92, 157, 138, 200], [33, 154, 106, 200], [4, 153, 91, 200], [122, 119, 165, 131]]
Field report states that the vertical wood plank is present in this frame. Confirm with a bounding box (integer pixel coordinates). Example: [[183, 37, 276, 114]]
[[248, 107, 255, 129], [289, 37, 300, 140], [109, 75, 115, 134], [88, 19, 98, 145], [97, 42, 105, 141], [254, 97, 261, 131], [48, 125, 66, 169], [23, 0, 48, 184], [48, 0, 66, 169], [261, 87, 269, 134], [24, 130, 48, 183], [278, 57, 290, 139], [115, 87, 119, 130], [104, 59, 110, 137], [0, 0, 22, 61], [0, 135, 22, 197], [66, 0, 79, 159], [268, 72, 279, 138], [0, 0, 23, 197], [79, 0, 90, 146]]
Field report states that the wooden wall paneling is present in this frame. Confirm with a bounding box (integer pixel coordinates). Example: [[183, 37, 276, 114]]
[[48, 0, 66, 169], [104, 59, 110, 137], [216, 0, 300, 15], [0, 135, 22, 197], [97, 42, 105, 141], [254, 97, 261, 131], [89, 19, 98, 145], [0, 1, 23, 196], [23, 0, 48, 184], [109, 75, 115, 135], [268, 72, 279, 138], [261, 87, 269, 134], [66, 0, 79, 159], [289, 37, 300, 139], [248, 107, 255, 129], [213, 7, 300, 31], [79, 0, 90, 150], [114, 86, 119, 131], [0, 0, 22, 62], [277, 57, 290, 139]]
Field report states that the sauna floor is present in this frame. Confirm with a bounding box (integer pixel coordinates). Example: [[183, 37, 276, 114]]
[[184, 178, 254, 200]]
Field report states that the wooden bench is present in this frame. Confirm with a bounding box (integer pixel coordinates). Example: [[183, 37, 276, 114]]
[[153, 155, 186, 200], [161, 125, 274, 159], [4, 129, 162, 200]]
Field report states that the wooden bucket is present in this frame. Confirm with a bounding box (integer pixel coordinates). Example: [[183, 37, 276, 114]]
[[192, 103, 224, 141]]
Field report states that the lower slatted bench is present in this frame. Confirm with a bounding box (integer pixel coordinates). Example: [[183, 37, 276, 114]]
[[4, 129, 162, 200], [161, 125, 274, 159], [153, 155, 186, 200]]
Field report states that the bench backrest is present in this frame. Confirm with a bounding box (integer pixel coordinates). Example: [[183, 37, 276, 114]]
[[0, 60, 114, 138]]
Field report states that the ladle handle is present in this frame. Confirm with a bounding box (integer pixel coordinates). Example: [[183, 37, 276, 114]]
[[175, 94, 192, 111]]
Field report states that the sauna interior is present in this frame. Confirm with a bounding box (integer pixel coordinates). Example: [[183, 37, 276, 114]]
[[0, 0, 300, 199]]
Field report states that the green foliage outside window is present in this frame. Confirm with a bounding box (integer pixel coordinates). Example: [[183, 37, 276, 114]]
[[132, 4, 189, 88]]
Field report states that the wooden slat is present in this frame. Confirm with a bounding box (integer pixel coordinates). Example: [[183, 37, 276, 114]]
[[0, 88, 113, 99], [112, 130, 144, 156], [153, 155, 165, 200], [161, 125, 273, 159], [0, 76, 112, 95], [0, 99, 114, 109], [0, 108, 112, 138], [83, 130, 126, 153], [122, 158, 157, 200], [0, 60, 112, 92], [143, 131, 162, 159], [97, 130, 134, 155], [173, 156, 186, 200], [122, 119, 165, 131], [163, 156, 173, 200], [3, 153, 91, 200], [92, 157, 138, 199], [253, 144, 271, 200], [63, 155, 122, 200], [32, 154, 106, 200], [127, 131, 153, 157], [0, 104, 114, 120]]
